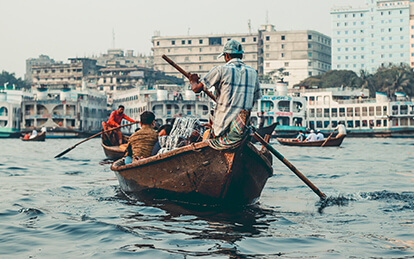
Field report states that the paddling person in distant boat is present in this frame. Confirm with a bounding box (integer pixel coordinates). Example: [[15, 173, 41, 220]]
[[188, 39, 261, 149], [102, 105, 137, 146]]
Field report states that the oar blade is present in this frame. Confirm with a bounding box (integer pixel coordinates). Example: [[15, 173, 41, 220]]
[[54, 147, 73, 158]]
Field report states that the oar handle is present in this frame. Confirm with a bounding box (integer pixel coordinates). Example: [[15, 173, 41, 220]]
[[253, 131, 327, 199], [162, 55, 216, 102]]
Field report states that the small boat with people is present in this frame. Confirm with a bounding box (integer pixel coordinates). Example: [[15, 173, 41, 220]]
[[20, 131, 46, 141], [276, 134, 346, 147], [110, 115, 274, 205]]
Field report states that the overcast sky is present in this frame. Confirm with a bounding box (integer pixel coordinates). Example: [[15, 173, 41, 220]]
[[0, 0, 362, 78]]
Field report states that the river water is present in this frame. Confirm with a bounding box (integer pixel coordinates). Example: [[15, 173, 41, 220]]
[[0, 137, 413, 258]]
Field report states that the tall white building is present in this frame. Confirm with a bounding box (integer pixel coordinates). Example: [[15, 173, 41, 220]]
[[331, 0, 414, 73], [152, 25, 331, 88]]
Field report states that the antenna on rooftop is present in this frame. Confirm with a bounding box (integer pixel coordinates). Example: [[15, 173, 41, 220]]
[[248, 19, 251, 34], [188, 27, 190, 35], [112, 28, 115, 49], [266, 10, 269, 24]]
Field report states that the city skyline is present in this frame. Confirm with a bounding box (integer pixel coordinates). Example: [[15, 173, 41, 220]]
[[0, 0, 359, 78]]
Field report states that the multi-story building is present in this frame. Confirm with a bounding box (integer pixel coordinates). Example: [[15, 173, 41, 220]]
[[31, 58, 99, 90], [331, 0, 413, 73], [25, 55, 60, 83], [152, 32, 259, 79], [260, 25, 332, 87], [93, 49, 153, 68], [151, 25, 331, 88]]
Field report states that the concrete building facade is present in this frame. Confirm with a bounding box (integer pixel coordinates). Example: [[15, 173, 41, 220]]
[[331, 0, 414, 73], [93, 49, 153, 68], [25, 55, 60, 83], [151, 25, 331, 88]]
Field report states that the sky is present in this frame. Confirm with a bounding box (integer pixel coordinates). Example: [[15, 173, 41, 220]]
[[0, 0, 362, 78]]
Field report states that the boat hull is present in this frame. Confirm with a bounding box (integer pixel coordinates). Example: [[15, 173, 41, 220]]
[[277, 134, 346, 147], [111, 141, 273, 205]]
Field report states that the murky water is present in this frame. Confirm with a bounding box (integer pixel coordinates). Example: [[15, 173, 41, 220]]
[[0, 137, 413, 258]]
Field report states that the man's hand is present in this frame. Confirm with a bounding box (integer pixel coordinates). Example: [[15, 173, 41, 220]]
[[188, 73, 200, 84], [188, 72, 203, 93]]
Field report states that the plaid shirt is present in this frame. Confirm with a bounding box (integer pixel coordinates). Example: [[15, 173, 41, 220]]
[[201, 58, 261, 136]]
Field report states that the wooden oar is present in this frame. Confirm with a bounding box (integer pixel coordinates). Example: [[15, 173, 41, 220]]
[[162, 54, 326, 199], [54, 121, 138, 158], [252, 132, 327, 199], [321, 128, 337, 147], [162, 55, 217, 101]]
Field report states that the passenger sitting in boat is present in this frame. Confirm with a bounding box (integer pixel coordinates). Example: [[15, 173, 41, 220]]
[[102, 105, 137, 145], [305, 129, 318, 142], [151, 123, 173, 156], [316, 130, 324, 141], [23, 133, 30, 140], [296, 130, 305, 142], [124, 111, 158, 164], [29, 129, 38, 139], [189, 39, 261, 150]]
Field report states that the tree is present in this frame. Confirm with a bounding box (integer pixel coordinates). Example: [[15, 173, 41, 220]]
[[0, 70, 30, 89]]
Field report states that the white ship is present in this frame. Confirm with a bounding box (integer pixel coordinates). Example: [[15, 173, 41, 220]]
[[300, 87, 414, 137], [111, 84, 213, 134], [0, 87, 33, 138], [21, 87, 108, 137], [250, 82, 307, 137]]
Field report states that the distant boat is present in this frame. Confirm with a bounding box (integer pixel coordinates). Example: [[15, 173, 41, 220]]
[[101, 131, 128, 160], [110, 139, 273, 205], [276, 134, 346, 147], [20, 131, 46, 142]]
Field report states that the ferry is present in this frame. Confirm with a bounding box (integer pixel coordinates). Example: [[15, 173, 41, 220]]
[[250, 82, 307, 137], [0, 87, 33, 138], [299, 87, 414, 137], [21, 87, 108, 138], [111, 84, 213, 133]]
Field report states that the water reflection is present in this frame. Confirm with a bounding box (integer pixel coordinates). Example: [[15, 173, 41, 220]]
[[113, 189, 278, 256]]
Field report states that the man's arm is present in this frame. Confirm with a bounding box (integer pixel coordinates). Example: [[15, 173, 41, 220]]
[[122, 114, 136, 123]]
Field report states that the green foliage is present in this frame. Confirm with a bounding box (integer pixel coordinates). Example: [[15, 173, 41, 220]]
[[296, 65, 414, 98], [0, 70, 30, 90]]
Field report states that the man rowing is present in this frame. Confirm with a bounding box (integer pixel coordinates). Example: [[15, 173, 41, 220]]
[[188, 39, 261, 149], [102, 105, 137, 145]]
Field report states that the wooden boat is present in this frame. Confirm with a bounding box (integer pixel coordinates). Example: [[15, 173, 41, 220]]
[[20, 131, 46, 142], [276, 134, 346, 147], [111, 139, 273, 205], [101, 132, 129, 160], [251, 122, 278, 143]]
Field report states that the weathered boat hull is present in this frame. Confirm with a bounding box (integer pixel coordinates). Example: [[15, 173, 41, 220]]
[[20, 131, 46, 142], [111, 141, 273, 205], [101, 133, 128, 160], [276, 134, 346, 147]]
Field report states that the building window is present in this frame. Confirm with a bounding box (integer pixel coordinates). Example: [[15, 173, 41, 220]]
[[156, 41, 160, 46], [253, 37, 256, 42], [308, 35, 312, 40], [281, 53, 284, 57], [266, 36, 270, 41], [308, 72, 312, 76], [182, 40, 185, 44], [199, 39, 203, 44], [241, 38, 245, 42], [281, 35, 285, 40], [281, 44, 284, 49], [188, 40, 192, 44], [171, 40, 175, 45], [284, 62, 289, 67]]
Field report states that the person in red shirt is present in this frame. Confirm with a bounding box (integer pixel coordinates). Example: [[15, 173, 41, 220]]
[[102, 105, 136, 145]]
